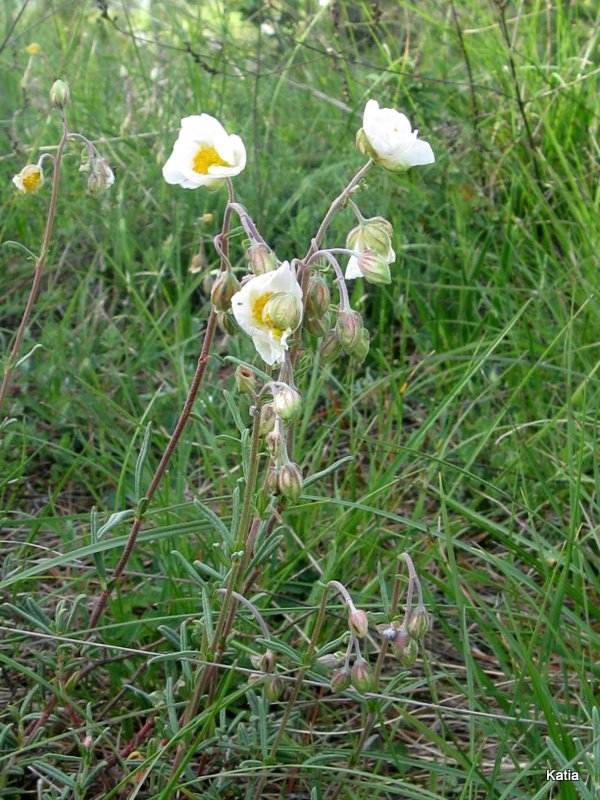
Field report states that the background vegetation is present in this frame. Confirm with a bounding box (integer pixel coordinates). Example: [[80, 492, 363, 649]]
[[1, 0, 599, 798]]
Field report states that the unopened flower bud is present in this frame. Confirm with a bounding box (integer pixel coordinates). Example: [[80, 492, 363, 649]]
[[399, 637, 418, 667], [211, 271, 241, 311], [320, 329, 342, 364], [277, 462, 303, 502], [248, 242, 277, 275], [357, 250, 391, 285], [408, 605, 430, 639], [273, 386, 302, 421], [50, 79, 70, 109], [304, 313, 329, 337], [391, 628, 410, 660], [306, 274, 331, 320], [350, 659, 373, 693], [348, 608, 369, 638], [351, 328, 370, 365], [235, 365, 257, 396], [262, 292, 303, 332], [259, 402, 276, 437], [247, 672, 262, 686], [82, 735, 93, 751], [216, 311, 237, 335], [336, 310, 363, 353], [251, 649, 276, 673], [266, 468, 279, 493], [266, 430, 283, 459], [264, 676, 284, 702], [317, 651, 345, 668], [330, 667, 352, 693], [189, 253, 204, 274]]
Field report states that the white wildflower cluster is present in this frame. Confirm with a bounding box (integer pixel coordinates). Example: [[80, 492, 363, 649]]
[[162, 98, 435, 505]]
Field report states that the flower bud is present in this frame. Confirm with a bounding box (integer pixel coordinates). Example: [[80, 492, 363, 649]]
[[248, 242, 277, 275], [87, 157, 115, 193], [50, 79, 70, 109], [351, 329, 370, 364], [305, 274, 330, 320], [304, 313, 329, 337], [408, 605, 430, 639], [347, 218, 394, 260], [12, 164, 43, 194], [235, 365, 257, 396], [189, 253, 204, 274], [357, 250, 391, 285], [262, 292, 303, 332], [317, 651, 345, 668], [216, 311, 237, 335], [266, 430, 283, 459], [391, 628, 410, 660], [264, 676, 284, 702], [330, 667, 352, 693], [211, 271, 241, 311], [320, 329, 342, 364], [336, 310, 363, 353], [273, 386, 302, 422], [348, 608, 368, 638], [399, 636, 418, 667], [259, 402, 276, 437], [277, 462, 303, 502], [350, 659, 373, 693], [266, 468, 279, 493], [247, 671, 262, 686], [251, 649, 276, 673]]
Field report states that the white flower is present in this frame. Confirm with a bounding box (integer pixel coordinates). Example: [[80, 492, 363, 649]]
[[12, 163, 44, 193], [162, 114, 246, 190], [231, 262, 303, 366], [357, 99, 435, 172]]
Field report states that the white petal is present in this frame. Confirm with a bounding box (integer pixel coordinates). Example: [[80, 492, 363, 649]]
[[345, 256, 362, 280], [402, 138, 435, 167], [253, 334, 283, 365]]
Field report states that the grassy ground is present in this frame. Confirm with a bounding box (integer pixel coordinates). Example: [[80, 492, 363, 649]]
[[1, 0, 599, 798]]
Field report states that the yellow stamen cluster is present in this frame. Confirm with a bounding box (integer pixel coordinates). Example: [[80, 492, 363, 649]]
[[192, 145, 230, 175]]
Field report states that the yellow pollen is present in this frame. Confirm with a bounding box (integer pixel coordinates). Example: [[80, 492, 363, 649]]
[[252, 292, 283, 336], [192, 145, 231, 175], [22, 168, 42, 192]]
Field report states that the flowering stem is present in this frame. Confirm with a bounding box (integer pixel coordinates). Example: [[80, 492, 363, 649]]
[[227, 201, 267, 245], [0, 112, 69, 417], [217, 588, 271, 640], [307, 250, 350, 310], [305, 159, 372, 261], [87, 179, 236, 632], [327, 579, 356, 612]]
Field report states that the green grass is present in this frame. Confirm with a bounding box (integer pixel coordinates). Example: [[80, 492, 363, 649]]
[[1, 0, 599, 798]]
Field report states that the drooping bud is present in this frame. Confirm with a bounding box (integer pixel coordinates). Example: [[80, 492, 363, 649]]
[[247, 242, 277, 275], [348, 608, 369, 638], [263, 676, 284, 702], [357, 250, 391, 285], [273, 386, 302, 422], [391, 628, 410, 661], [320, 329, 342, 364], [247, 672, 262, 686], [317, 651, 345, 668], [265, 430, 283, 459], [305, 274, 331, 320], [50, 79, 70, 109], [351, 328, 370, 365], [350, 659, 373, 693], [277, 462, 303, 502], [336, 310, 364, 353], [330, 667, 352, 693], [408, 605, 430, 640], [216, 311, 237, 335], [87, 157, 115, 194], [304, 313, 329, 337], [235, 365, 257, 396], [259, 402, 276, 437], [251, 649, 276, 673], [262, 292, 303, 332], [399, 637, 418, 667], [266, 468, 279, 493], [211, 271, 241, 311]]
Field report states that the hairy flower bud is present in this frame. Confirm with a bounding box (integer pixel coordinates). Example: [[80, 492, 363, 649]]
[[391, 628, 410, 660], [273, 386, 302, 422], [350, 659, 373, 693], [248, 242, 277, 275], [50, 79, 70, 109], [264, 676, 284, 702], [262, 292, 303, 332], [399, 637, 418, 667], [305, 274, 331, 320], [408, 605, 430, 640], [259, 402, 276, 437], [320, 329, 342, 364], [304, 313, 330, 337], [251, 649, 276, 673], [336, 310, 363, 353], [216, 311, 237, 335], [351, 329, 370, 365], [235, 365, 257, 396], [317, 651, 345, 668], [87, 157, 115, 194], [211, 271, 241, 311], [266, 430, 283, 459], [348, 608, 369, 638], [330, 667, 352, 693], [277, 462, 303, 502], [357, 250, 391, 285]]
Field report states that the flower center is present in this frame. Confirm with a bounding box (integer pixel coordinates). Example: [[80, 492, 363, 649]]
[[22, 168, 42, 192], [192, 145, 231, 175], [252, 292, 282, 336]]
